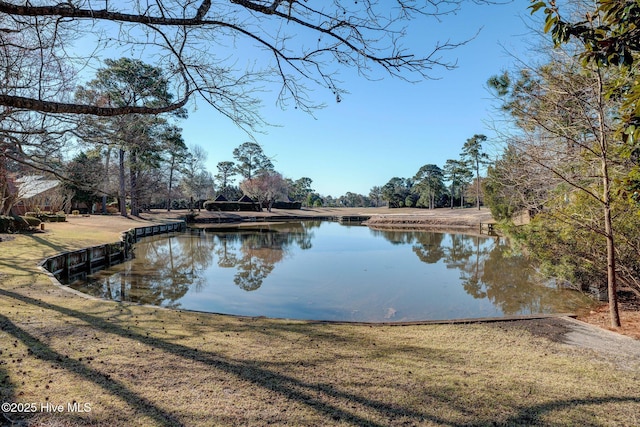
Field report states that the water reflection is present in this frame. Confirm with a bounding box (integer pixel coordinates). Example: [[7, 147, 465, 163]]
[[372, 229, 577, 316], [68, 222, 592, 321], [89, 229, 211, 308], [76, 222, 318, 305], [215, 222, 316, 291]]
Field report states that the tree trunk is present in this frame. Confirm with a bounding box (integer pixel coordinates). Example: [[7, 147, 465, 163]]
[[450, 183, 454, 209], [167, 156, 175, 211], [129, 150, 139, 217], [0, 148, 12, 215], [475, 160, 481, 210], [602, 160, 621, 327], [102, 147, 110, 214], [596, 69, 621, 328], [118, 148, 127, 217]]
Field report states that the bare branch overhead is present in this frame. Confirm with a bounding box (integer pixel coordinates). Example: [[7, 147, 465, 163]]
[[0, 0, 484, 124]]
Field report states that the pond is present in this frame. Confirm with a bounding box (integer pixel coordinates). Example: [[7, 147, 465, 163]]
[[66, 221, 592, 322]]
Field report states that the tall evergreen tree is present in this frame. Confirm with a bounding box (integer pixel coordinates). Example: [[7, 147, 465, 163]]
[[461, 134, 488, 210], [444, 159, 472, 208], [215, 161, 237, 198], [76, 58, 184, 216], [413, 164, 444, 209], [232, 142, 274, 180], [159, 125, 189, 211]]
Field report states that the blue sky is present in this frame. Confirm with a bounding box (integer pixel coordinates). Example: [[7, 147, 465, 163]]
[[87, 2, 540, 197], [179, 1, 540, 196]]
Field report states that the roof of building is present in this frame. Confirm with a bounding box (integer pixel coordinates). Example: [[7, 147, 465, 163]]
[[16, 175, 59, 199]]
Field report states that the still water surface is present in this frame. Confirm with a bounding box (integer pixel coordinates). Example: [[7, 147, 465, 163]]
[[68, 221, 592, 322]]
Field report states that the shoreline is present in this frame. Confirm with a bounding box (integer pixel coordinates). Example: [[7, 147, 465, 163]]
[[35, 208, 639, 339], [143, 206, 495, 228]]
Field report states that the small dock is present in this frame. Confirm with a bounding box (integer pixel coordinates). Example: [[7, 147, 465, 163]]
[[479, 222, 497, 236], [337, 215, 371, 224]]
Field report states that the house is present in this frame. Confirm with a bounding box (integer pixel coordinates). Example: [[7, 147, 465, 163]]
[[11, 175, 61, 215], [237, 194, 254, 203]]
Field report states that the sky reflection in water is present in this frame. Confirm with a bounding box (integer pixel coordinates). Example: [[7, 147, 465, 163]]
[[68, 221, 592, 322]]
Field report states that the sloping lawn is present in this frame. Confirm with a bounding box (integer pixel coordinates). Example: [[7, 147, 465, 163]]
[[1, 216, 638, 426]]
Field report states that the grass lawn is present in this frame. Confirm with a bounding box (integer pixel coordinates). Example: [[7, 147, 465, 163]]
[[1, 215, 639, 426]]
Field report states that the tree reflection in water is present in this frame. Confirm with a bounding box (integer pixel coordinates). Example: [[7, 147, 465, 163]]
[[213, 222, 317, 291], [95, 228, 214, 307], [71, 222, 590, 319], [371, 229, 586, 316], [77, 222, 318, 306]]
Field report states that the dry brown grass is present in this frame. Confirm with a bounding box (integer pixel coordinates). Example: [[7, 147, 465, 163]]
[[1, 212, 639, 426]]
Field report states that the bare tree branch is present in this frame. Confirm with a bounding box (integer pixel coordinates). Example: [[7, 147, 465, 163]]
[[0, 0, 483, 121], [0, 93, 188, 115]]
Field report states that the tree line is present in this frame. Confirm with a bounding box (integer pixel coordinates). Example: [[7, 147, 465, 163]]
[[378, 135, 488, 209], [212, 142, 390, 210]]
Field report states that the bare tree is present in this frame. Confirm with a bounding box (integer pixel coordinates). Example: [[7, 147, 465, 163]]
[[240, 171, 288, 212], [0, 6, 75, 172], [181, 144, 213, 211], [0, 1, 482, 123]]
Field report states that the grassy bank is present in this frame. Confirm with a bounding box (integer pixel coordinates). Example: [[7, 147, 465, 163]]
[[1, 214, 639, 426]]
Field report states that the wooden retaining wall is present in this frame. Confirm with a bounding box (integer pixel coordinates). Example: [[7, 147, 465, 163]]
[[42, 221, 186, 282]]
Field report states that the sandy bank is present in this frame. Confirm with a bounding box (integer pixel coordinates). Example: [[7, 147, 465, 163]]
[[139, 206, 495, 229]]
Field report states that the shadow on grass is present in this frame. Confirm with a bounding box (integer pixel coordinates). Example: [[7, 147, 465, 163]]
[[23, 233, 76, 254], [1, 288, 639, 425], [0, 365, 18, 426], [0, 313, 182, 426], [0, 289, 443, 426], [504, 396, 640, 426]]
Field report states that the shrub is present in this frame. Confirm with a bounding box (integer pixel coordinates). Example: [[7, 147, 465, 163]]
[[184, 212, 199, 223], [31, 213, 65, 222], [0, 216, 15, 233], [23, 216, 42, 227], [203, 201, 261, 212], [6, 216, 33, 231], [0, 215, 45, 231], [46, 214, 66, 222], [271, 201, 302, 209]]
